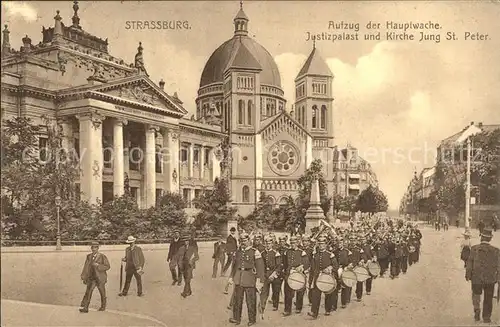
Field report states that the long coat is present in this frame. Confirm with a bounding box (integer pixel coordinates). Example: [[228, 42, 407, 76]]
[[81, 252, 110, 284], [125, 246, 145, 271], [466, 242, 500, 285]]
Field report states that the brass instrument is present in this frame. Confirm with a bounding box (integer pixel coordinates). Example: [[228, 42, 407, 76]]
[[311, 219, 337, 240]]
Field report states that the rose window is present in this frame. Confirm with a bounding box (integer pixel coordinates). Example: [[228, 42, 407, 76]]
[[268, 141, 300, 175]]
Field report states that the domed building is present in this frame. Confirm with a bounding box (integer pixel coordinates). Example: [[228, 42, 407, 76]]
[[1, 1, 378, 225]]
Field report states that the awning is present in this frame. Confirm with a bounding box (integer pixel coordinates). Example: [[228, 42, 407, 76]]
[[349, 173, 360, 179], [349, 184, 360, 190]]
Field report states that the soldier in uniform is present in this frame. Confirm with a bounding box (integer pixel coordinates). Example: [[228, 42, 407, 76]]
[[349, 238, 362, 302], [282, 236, 310, 316], [389, 235, 403, 279], [400, 235, 410, 274], [375, 236, 390, 277], [336, 238, 353, 308], [253, 233, 266, 253], [228, 233, 265, 326], [260, 236, 283, 312], [79, 242, 110, 313], [465, 228, 500, 323], [355, 236, 374, 301], [301, 235, 315, 305], [307, 236, 339, 319]]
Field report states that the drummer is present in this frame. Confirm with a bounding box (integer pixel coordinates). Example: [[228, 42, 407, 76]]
[[355, 236, 374, 300], [307, 236, 339, 319], [336, 238, 353, 309], [282, 236, 309, 317]]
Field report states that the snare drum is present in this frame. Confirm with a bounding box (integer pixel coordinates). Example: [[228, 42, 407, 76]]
[[367, 261, 381, 277], [316, 273, 337, 294], [353, 266, 370, 282], [341, 269, 357, 288], [287, 271, 306, 291]]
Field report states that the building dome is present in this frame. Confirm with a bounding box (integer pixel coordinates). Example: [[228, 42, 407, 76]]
[[199, 6, 281, 89], [200, 36, 282, 88]]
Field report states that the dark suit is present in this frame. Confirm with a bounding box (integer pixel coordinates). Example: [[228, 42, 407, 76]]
[[223, 234, 238, 274], [122, 245, 145, 295], [466, 242, 500, 321], [80, 252, 110, 309], [212, 241, 226, 277], [168, 238, 184, 283], [181, 244, 199, 295]]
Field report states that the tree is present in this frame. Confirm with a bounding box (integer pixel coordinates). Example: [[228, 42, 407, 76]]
[[238, 192, 274, 231], [192, 178, 236, 233], [356, 185, 389, 216], [295, 159, 332, 230]]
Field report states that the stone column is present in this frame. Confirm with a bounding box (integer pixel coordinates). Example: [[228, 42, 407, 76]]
[[188, 143, 194, 178], [113, 118, 127, 197], [77, 112, 104, 205], [162, 128, 180, 193], [144, 125, 158, 208], [199, 146, 205, 179]]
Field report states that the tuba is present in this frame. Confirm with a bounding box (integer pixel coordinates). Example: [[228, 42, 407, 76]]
[[311, 219, 337, 240]]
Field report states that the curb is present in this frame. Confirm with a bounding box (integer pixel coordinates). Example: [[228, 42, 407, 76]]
[[1, 299, 168, 327]]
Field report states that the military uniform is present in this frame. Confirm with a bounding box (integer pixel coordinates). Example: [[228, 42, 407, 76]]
[[301, 236, 315, 305], [308, 237, 339, 318], [355, 242, 374, 300], [375, 239, 390, 276], [229, 234, 265, 326], [260, 243, 283, 312], [389, 238, 403, 278], [336, 245, 352, 307], [400, 239, 409, 274], [283, 237, 310, 315]]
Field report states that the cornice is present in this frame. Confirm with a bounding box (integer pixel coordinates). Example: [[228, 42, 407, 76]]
[[1, 83, 57, 99], [179, 123, 225, 138]]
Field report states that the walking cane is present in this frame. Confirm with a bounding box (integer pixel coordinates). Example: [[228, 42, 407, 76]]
[[119, 261, 124, 292]]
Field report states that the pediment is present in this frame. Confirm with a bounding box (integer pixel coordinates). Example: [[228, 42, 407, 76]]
[[94, 76, 188, 117], [259, 111, 311, 144]]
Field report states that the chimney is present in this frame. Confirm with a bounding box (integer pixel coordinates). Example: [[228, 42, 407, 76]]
[[470, 121, 474, 126], [159, 79, 165, 90], [22, 35, 32, 53], [478, 122, 483, 128]]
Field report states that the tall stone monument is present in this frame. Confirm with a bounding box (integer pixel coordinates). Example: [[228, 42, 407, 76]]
[[305, 178, 326, 233]]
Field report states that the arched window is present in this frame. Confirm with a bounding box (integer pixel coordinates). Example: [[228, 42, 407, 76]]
[[312, 105, 318, 128], [247, 100, 253, 125], [278, 197, 288, 209], [242, 185, 250, 202], [238, 100, 244, 124], [321, 105, 327, 129]]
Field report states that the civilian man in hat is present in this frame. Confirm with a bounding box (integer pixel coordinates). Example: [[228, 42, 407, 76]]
[[212, 235, 226, 278], [228, 232, 265, 326], [119, 235, 145, 297], [79, 241, 110, 313], [168, 230, 184, 285], [180, 235, 199, 298], [465, 228, 500, 323], [222, 227, 238, 276]]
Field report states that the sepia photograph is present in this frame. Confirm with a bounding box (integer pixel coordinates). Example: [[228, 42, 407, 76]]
[[1, 1, 499, 326]]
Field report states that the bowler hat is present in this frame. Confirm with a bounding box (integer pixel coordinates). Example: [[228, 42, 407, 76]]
[[230, 227, 236, 232], [480, 228, 493, 238]]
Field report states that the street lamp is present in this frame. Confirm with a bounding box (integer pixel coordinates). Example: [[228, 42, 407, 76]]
[[55, 195, 62, 250], [456, 123, 482, 238]]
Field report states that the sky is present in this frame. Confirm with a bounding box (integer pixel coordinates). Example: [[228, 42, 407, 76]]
[[2, 1, 500, 210]]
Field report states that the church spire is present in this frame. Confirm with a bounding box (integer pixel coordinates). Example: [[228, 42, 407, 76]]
[[2, 25, 11, 57], [72, 0, 81, 28], [233, 1, 249, 36]]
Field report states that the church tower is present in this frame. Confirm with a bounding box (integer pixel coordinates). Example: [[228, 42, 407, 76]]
[[294, 44, 334, 145]]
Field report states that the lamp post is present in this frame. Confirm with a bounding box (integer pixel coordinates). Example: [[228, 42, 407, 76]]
[[55, 195, 62, 250]]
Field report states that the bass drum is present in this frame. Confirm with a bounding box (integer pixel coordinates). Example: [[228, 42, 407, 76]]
[[287, 271, 306, 291], [341, 269, 357, 288], [367, 261, 381, 277], [353, 266, 370, 282], [316, 273, 337, 294]]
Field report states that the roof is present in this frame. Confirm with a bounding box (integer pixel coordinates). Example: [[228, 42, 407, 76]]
[[296, 47, 333, 80], [440, 124, 500, 147], [199, 35, 282, 88], [224, 40, 262, 71], [258, 111, 311, 137], [234, 8, 249, 21]]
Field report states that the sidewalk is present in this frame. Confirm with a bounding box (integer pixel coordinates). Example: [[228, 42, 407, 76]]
[[1, 299, 167, 326]]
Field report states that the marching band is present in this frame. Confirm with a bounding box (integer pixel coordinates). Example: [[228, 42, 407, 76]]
[[224, 217, 423, 325]]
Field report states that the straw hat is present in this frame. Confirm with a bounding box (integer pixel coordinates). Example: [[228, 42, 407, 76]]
[[126, 235, 136, 244]]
